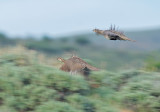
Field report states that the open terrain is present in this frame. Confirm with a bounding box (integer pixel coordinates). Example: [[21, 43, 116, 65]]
[[0, 28, 160, 112]]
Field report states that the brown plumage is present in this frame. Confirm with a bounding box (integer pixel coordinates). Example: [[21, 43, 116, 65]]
[[93, 25, 135, 42], [57, 56, 99, 75]]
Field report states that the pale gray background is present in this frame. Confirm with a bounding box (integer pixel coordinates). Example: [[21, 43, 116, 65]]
[[0, 0, 159, 37]]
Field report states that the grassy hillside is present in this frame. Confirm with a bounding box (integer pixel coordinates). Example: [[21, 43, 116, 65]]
[[0, 28, 160, 112], [0, 46, 159, 112], [1, 28, 160, 71]]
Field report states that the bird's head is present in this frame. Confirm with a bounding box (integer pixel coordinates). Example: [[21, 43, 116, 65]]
[[57, 57, 65, 62], [93, 28, 103, 36], [92, 29, 99, 33]]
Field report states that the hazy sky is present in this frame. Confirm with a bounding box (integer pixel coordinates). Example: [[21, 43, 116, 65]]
[[0, 0, 160, 37]]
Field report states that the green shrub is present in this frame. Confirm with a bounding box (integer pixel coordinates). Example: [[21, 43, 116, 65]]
[[66, 94, 96, 112], [117, 73, 160, 112], [5, 85, 57, 111], [145, 53, 160, 72], [35, 100, 81, 112], [75, 37, 90, 45]]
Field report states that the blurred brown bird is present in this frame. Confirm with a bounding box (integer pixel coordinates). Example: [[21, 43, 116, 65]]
[[93, 25, 135, 42], [57, 56, 99, 76]]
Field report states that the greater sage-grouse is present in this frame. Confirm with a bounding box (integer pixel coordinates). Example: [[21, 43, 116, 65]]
[[93, 25, 135, 42], [57, 56, 99, 76]]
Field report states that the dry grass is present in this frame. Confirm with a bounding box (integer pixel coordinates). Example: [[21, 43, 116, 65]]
[[0, 45, 60, 68]]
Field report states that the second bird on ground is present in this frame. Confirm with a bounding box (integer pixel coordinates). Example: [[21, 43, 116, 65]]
[[93, 25, 135, 42], [57, 56, 99, 76]]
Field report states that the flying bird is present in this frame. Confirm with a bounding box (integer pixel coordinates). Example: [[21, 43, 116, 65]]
[[93, 25, 135, 42], [57, 56, 99, 76]]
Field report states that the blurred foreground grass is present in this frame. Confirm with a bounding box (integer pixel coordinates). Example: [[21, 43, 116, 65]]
[[0, 46, 159, 112]]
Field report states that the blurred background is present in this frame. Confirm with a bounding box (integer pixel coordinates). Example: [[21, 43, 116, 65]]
[[0, 0, 160, 112]]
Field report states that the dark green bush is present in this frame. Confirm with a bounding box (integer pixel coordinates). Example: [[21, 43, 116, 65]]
[[75, 37, 90, 45]]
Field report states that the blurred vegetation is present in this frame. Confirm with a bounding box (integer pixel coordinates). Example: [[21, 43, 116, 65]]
[[0, 46, 159, 112], [0, 32, 152, 71], [145, 52, 160, 72], [74, 36, 91, 45], [0, 30, 160, 112]]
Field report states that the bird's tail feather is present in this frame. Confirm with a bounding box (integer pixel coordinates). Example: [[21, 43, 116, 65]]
[[86, 65, 100, 71], [128, 38, 136, 42]]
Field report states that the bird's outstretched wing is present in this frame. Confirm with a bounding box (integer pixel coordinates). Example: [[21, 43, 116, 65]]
[[103, 30, 135, 42], [103, 31, 120, 40], [70, 57, 100, 71]]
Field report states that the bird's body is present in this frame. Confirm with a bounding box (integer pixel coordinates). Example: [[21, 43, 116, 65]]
[[93, 26, 135, 42], [57, 56, 99, 76]]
